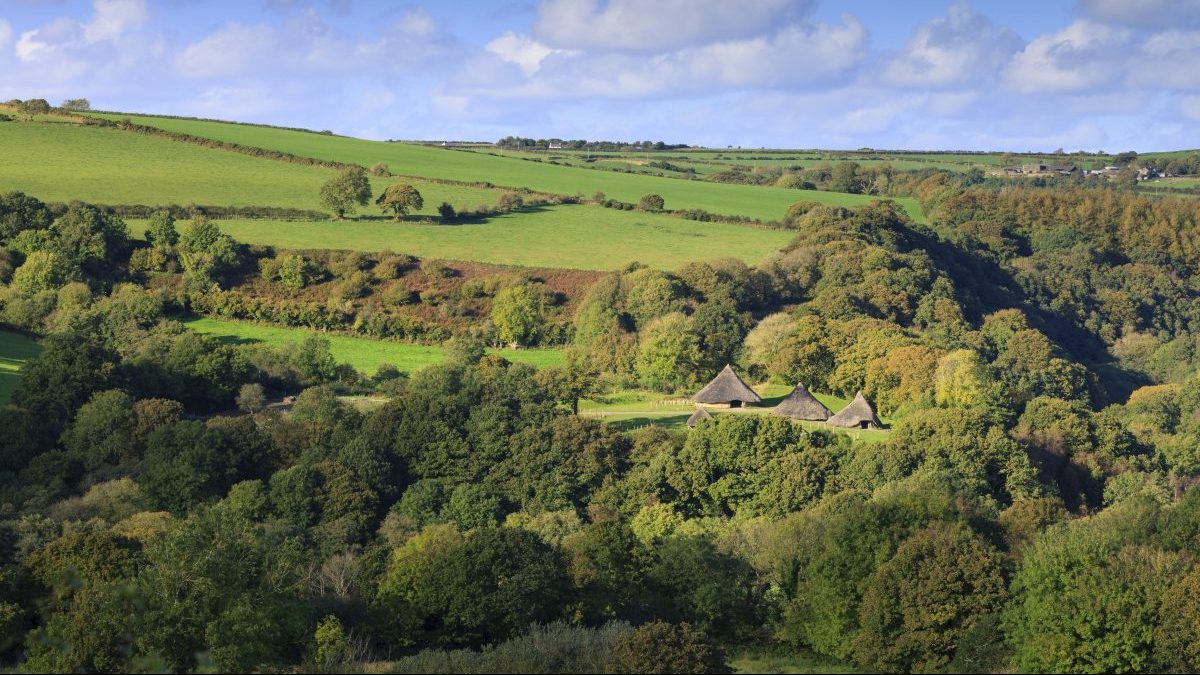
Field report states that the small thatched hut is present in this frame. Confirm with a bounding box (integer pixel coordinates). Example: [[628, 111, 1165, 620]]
[[774, 383, 832, 421], [693, 364, 762, 408], [686, 407, 713, 428], [827, 391, 884, 429]]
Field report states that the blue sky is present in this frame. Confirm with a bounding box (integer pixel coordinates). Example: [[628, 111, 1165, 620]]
[[2, 0, 1199, 151]]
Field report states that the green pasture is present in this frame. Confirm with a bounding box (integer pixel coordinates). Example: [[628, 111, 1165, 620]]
[[182, 316, 564, 374], [1139, 177, 1200, 190], [0, 119, 501, 214], [0, 330, 41, 405], [88, 113, 924, 222], [510, 149, 1004, 174], [579, 383, 892, 441], [133, 204, 795, 270]]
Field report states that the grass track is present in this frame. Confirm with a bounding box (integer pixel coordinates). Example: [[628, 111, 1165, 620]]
[[0, 331, 40, 405], [89, 113, 924, 222], [182, 317, 564, 374], [133, 205, 795, 270]]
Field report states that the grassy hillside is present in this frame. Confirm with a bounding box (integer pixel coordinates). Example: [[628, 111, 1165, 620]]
[[183, 317, 564, 374], [135, 205, 795, 270], [0, 118, 502, 215], [0, 330, 40, 405], [89, 112, 924, 222]]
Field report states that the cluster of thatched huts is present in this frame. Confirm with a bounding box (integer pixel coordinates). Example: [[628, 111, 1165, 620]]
[[688, 364, 883, 430]]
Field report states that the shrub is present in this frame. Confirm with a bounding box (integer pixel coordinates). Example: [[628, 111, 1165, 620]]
[[262, 254, 323, 290], [498, 192, 525, 211], [374, 252, 417, 280], [637, 194, 665, 212], [390, 621, 632, 674], [607, 621, 730, 674], [338, 270, 373, 300]]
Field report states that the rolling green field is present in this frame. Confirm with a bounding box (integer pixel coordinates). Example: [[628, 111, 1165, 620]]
[[0, 330, 41, 405], [134, 205, 795, 270], [491, 148, 1014, 175], [89, 112, 924, 222], [183, 317, 564, 374], [0, 119, 502, 215], [1140, 177, 1200, 190]]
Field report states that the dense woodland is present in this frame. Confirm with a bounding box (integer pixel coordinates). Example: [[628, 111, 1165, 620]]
[[3, 148, 1200, 674]]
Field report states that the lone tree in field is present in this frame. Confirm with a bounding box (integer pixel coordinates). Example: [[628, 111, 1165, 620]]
[[376, 184, 424, 221], [60, 98, 91, 111], [638, 193, 665, 211], [320, 166, 372, 219]]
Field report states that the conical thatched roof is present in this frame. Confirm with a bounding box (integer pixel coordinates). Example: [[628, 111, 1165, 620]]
[[774, 383, 832, 421], [827, 391, 884, 428], [686, 407, 713, 428], [693, 365, 762, 405]]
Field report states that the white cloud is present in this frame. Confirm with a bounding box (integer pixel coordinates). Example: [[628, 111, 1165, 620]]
[[14, 0, 148, 62], [175, 8, 459, 80], [84, 0, 149, 43], [883, 2, 1021, 87], [532, 0, 806, 52], [1133, 30, 1200, 89], [175, 23, 276, 79], [452, 14, 866, 100], [1002, 20, 1129, 93], [1077, 0, 1200, 30], [485, 32, 563, 76]]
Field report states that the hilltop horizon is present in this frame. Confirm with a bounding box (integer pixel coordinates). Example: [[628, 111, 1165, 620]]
[[69, 106, 1200, 156]]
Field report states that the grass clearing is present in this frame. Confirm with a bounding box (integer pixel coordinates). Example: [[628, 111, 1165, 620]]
[[88, 113, 924, 222], [579, 384, 892, 441], [0, 330, 41, 405], [0, 119, 501, 214], [182, 316, 564, 374], [731, 647, 859, 674], [134, 204, 796, 270]]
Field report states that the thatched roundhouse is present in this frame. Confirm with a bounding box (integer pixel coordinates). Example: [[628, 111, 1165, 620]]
[[686, 407, 713, 428], [693, 364, 762, 408], [774, 383, 832, 421], [827, 391, 884, 429]]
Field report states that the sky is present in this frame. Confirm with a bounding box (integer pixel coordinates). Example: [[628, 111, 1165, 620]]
[[1, 0, 1199, 151]]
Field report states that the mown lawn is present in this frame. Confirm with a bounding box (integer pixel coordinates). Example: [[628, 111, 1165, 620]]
[[132, 204, 796, 270], [0, 119, 501, 214], [88, 112, 924, 222], [0, 330, 40, 405], [182, 317, 564, 374]]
